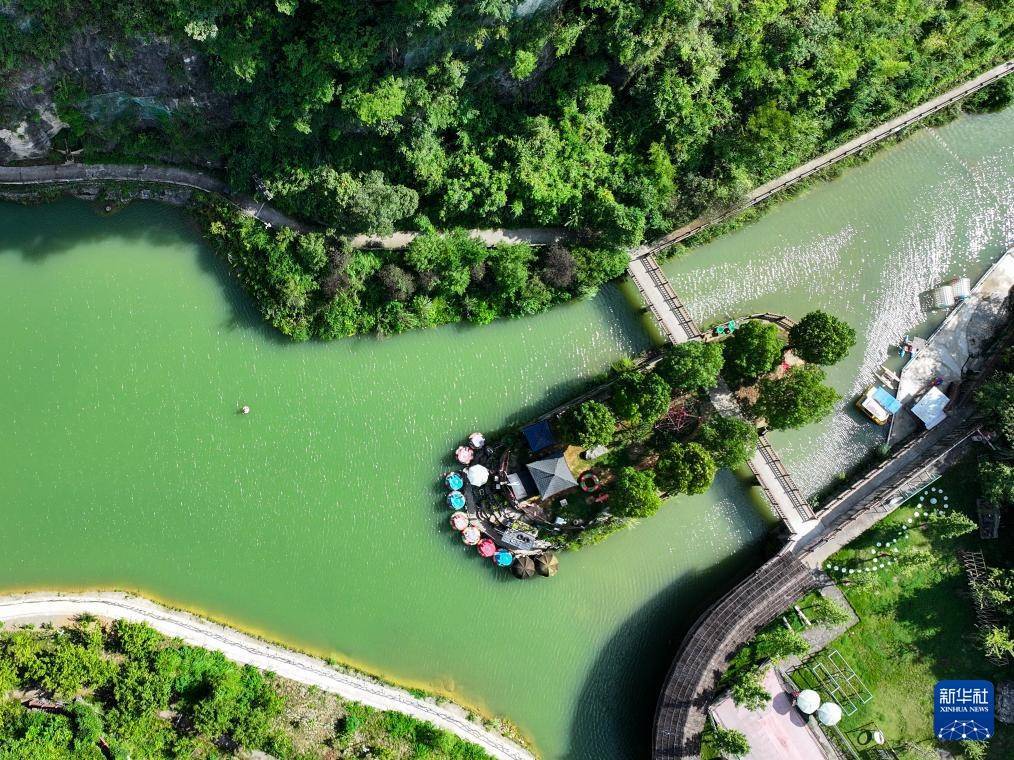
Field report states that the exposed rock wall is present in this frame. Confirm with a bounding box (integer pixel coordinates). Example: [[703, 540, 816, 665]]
[[1, 26, 226, 161]]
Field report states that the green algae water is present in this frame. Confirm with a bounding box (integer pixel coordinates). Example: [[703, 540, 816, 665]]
[[663, 106, 1014, 493], [0, 200, 770, 758], [1, 107, 1011, 759]]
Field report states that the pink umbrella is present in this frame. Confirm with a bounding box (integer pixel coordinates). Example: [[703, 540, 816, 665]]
[[461, 526, 481, 545], [477, 538, 496, 558], [450, 512, 469, 531], [455, 446, 474, 465]]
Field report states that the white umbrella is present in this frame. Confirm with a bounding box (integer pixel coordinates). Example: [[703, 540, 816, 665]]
[[461, 526, 481, 545], [469, 432, 486, 448], [816, 702, 842, 726], [467, 464, 490, 486], [796, 690, 820, 714]]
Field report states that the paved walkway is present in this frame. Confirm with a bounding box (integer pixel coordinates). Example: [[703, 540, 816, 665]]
[[634, 60, 1014, 261], [0, 163, 312, 232], [0, 592, 533, 760], [710, 667, 826, 760]]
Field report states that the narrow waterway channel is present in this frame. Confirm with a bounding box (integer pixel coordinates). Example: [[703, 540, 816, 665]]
[[0, 105, 1010, 759], [663, 105, 1014, 493]]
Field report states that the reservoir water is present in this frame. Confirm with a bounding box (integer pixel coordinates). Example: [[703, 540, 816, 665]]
[[1, 106, 1011, 758]]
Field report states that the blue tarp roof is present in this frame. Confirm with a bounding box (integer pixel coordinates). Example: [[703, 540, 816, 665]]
[[872, 386, 902, 415], [522, 420, 556, 453]]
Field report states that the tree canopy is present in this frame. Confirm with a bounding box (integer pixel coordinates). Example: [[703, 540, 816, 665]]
[[753, 365, 840, 430], [789, 311, 857, 365], [610, 467, 662, 518], [656, 341, 724, 393], [610, 371, 672, 428], [8, 1, 1010, 241], [722, 321, 785, 386], [564, 400, 617, 449], [696, 415, 758, 470], [655, 442, 717, 495]]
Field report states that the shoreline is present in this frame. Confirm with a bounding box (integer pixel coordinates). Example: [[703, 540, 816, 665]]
[[0, 590, 536, 760]]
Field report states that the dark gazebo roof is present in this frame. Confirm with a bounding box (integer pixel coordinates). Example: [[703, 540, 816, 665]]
[[526, 453, 577, 500], [522, 420, 556, 453]]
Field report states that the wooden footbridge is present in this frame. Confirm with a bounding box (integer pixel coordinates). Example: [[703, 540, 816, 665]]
[[628, 254, 702, 343], [631, 254, 815, 535]]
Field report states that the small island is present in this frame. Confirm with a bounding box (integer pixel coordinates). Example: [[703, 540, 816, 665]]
[[441, 311, 856, 574]]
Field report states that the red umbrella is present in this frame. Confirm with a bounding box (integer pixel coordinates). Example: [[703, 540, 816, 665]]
[[477, 538, 496, 557]]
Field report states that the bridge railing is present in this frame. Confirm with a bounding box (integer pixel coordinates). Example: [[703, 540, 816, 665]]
[[757, 434, 814, 520]]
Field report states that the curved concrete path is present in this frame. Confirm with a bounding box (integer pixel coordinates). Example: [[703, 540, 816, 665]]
[[0, 592, 534, 760], [0, 163, 564, 248], [0, 163, 312, 232]]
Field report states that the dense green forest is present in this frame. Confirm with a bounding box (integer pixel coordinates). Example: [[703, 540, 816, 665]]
[[5, 0, 1012, 239], [0, 617, 493, 758], [1, 1, 1012, 338]]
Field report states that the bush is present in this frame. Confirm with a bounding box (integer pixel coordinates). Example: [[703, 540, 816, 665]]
[[925, 510, 976, 540], [808, 596, 849, 627], [610, 467, 662, 518], [788, 311, 856, 365], [696, 415, 758, 469], [753, 365, 839, 430], [722, 321, 785, 386], [752, 628, 809, 662], [610, 371, 672, 427], [655, 442, 717, 495], [656, 341, 724, 393], [979, 459, 1014, 505], [563, 400, 616, 448]]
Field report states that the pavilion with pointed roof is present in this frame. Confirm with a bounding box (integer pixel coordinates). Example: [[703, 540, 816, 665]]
[[526, 452, 578, 500]]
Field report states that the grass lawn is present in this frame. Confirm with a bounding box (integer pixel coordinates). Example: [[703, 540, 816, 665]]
[[793, 456, 1013, 759]]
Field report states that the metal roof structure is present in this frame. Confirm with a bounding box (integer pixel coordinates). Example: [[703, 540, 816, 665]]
[[526, 453, 577, 500]]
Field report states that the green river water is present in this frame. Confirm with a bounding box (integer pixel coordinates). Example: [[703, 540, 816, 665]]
[[1, 106, 1011, 758]]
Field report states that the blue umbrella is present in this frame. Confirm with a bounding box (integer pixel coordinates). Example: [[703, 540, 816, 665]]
[[447, 491, 466, 509], [446, 473, 464, 490], [494, 550, 514, 567]]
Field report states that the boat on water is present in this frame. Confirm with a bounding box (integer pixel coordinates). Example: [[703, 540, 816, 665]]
[[855, 385, 902, 425]]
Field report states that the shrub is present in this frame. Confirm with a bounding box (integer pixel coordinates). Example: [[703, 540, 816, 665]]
[[564, 400, 616, 448], [696, 415, 758, 469], [925, 510, 976, 540], [752, 628, 809, 662], [656, 341, 724, 393], [655, 442, 717, 495], [610, 467, 662, 518], [722, 321, 785, 386], [982, 626, 1014, 661], [753, 365, 839, 430], [808, 596, 849, 627], [979, 459, 1014, 505], [788, 311, 856, 365]]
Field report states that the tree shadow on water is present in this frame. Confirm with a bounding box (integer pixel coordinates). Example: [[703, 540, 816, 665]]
[[1, 198, 189, 260], [564, 541, 769, 760]]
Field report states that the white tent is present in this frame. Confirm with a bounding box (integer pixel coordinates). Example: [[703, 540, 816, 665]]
[[816, 702, 843, 726], [796, 689, 821, 715], [911, 386, 948, 430]]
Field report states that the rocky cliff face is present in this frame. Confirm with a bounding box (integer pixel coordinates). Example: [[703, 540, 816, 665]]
[[1, 27, 227, 161]]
